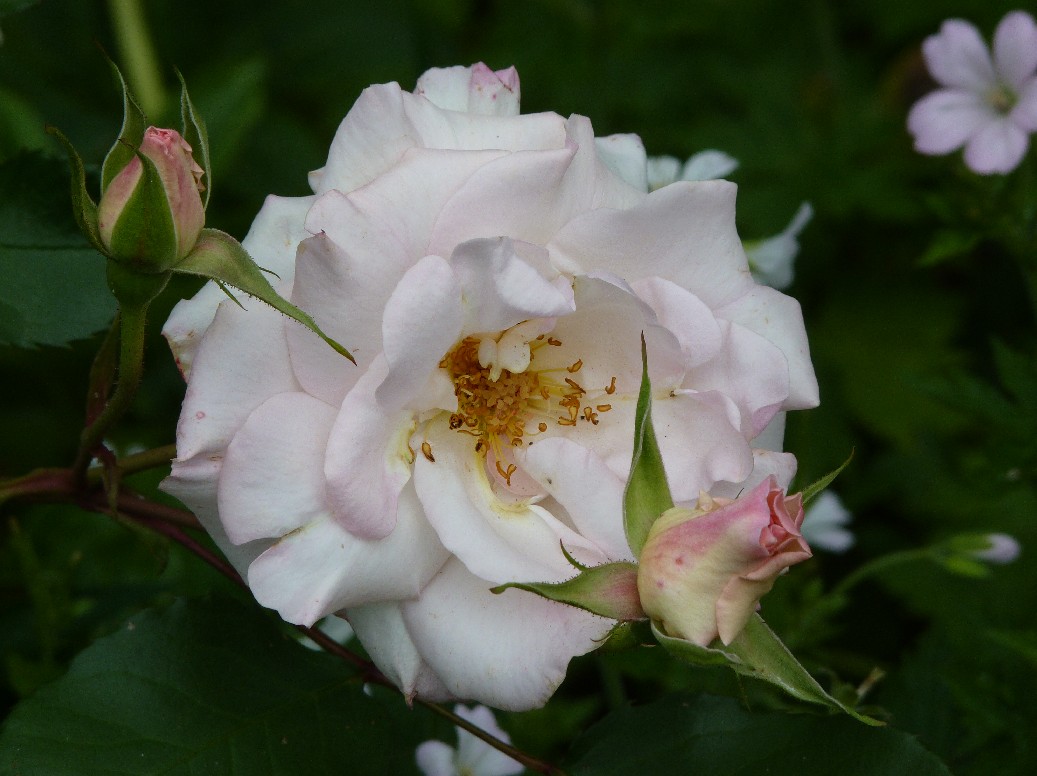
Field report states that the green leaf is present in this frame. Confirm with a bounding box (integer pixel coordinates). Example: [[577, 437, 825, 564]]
[[0, 152, 115, 347], [493, 561, 645, 621], [653, 615, 882, 724], [177, 69, 211, 209], [172, 228, 355, 362], [623, 335, 673, 557], [918, 229, 980, 267], [566, 694, 951, 776], [43, 127, 105, 254], [101, 56, 147, 194], [0, 597, 426, 775], [799, 449, 854, 504]]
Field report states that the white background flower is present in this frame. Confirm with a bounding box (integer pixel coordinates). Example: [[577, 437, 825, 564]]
[[907, 10, 1037, 174], [415, 705, 523, 776], [162, 63, 818, 710]]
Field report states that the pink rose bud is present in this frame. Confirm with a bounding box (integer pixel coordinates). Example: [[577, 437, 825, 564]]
[[97, 127, 206, 270], [637, 476, 811, 647]]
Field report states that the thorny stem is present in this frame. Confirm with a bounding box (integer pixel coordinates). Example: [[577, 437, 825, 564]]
[[72, 302, 150, 483]]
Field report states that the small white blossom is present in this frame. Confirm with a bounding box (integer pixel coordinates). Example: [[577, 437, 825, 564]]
[[416, 705, 523, 776], [972, 533, 1021, 564], [800, 491, 854, 553], [744, 202, 813, 290], [646, 149, 739, 190]]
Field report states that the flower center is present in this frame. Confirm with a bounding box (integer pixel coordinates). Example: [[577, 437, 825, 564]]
[[439, 331, 615, 485], [987, 83, 1016, 114]]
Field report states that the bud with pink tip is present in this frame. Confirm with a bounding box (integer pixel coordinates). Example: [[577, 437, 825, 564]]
[[637, 476, 812, 647]]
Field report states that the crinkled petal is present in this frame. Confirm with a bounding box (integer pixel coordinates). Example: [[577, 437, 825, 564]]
[[401, 558, 612, 711], [907, 88, 993, 154], [218, 392, 336, 544], [993, 11, 1037, 89], [709, 448, 798, 500], [246, 481, 449, 625], [714, 285, 819, 410], [923, 19, 997, 92], [451, 237, 573, 335], [517, 438, 632, 561], [415, 63, 521, 116], [161, 455, 272, 578], [631, 277, 723, 369], [1010, 77, 1037, 131], [164, 194, 313, 378], [175, 297, 300, 460], [548, 181, 753, 308], [376, 255, 464, 410], [325, 356, 415, 540], [964, 116, 1030, 173], [347, 603, 454, 702], [595, 133, 648, 192], [413, 421, 608, 585]]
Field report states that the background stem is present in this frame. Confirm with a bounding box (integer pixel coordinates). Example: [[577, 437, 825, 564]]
[[106, 0, 167, 118]]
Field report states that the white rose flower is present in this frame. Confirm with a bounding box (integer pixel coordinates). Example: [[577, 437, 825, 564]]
[[162, 63, 818, 710]]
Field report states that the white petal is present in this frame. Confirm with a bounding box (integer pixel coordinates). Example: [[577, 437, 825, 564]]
[[376, 255, 464, 410], [715, 285, 819, 411], [993, 11, 1037, 89], [801, 491, 855, 553], [218, 392, 336, 544], [517, 437, 633, 561], [1010, 77, 1037, 131], [708, 448, 799, 500], [964, 116, 1030, 173], [631, 276, 723, 369], [549, 180, 753, 308], [325, 356, 415, 540], [246, 481, 449, 625], [454, 705, 524, 775], [595, 133, 649, 191], [907, 89, 993, 154], [923, 19, 997, 92], [681, 149, 739, 181], [646, 155, 681, 190], [175, 297, 300, 460], [415, 741, 457, 776], [414, 421, 607, 585], [401, 559, 612, 711], [744, 202, 813, 290], [415, 63, 521, 116]]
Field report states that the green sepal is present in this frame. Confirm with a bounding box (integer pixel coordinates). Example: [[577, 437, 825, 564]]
[[106, 147, 178, 271], [623, 334, 674, 557], [597, 619, 655, 651], [101, 57, 148, 194], [172, 229, 355, 363], [799, 449, 854, 504], [653, 616, 883, 725], [491, 561, 645, 622], [177, 69, 211, 209], [44, 126, 107, 255], [106, 260, 170, 309]]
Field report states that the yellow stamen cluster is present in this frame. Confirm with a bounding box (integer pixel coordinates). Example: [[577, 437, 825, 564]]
[[439, 334, 615, 484]]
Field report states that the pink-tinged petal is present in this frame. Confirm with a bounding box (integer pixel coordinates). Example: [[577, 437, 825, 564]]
[[415, 63, 521, 117], [161, 454, 273, 578], [163, 194, 313, 378], [685, 319, 790, 437], [907, 88, 992, 154], [451, 237, 573, 334], [218, 392, 336, 544], [709, 449, 799, 500], [289, 150, 506, 405], [714, 285, 819, 410], [413, 421, 608, 585], [1010, 77, 1037, 131], [548, 181, 753, 308], [923, 19, 997, 92], [964, 116, 1030, 173], [427, 146, 580, 256], [993, 11, 1037, 89], [595, 133, 649, 192], [247, 481, 449, 625], [325, 356, 415, 540], [401, 559, 613, 711], [631, 277, 723, 369], [175, 297, 300, 460], [346, 602, 454, 702], [376, 255, 464, 410], [517, 437, 633, 561]]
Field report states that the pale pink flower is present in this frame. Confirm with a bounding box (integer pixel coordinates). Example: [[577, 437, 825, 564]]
[[908, 11, 1037, 174]]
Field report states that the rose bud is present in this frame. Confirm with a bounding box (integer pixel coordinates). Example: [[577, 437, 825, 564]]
[[98, 126, 205, 271], [637, 476, 811, 647]]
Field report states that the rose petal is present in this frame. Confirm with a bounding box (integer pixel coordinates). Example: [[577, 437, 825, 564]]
[[963, 116, 1030, 173], [415, 63, 521, 117], [631, 276, 723, 369], [401, 558, 613, 711], [993, 11, 1037, 89], [907, 88, 993, 154], [218, 391, 336, 544], [246, 481, 449, 625], [923, 19, 997, 92]]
